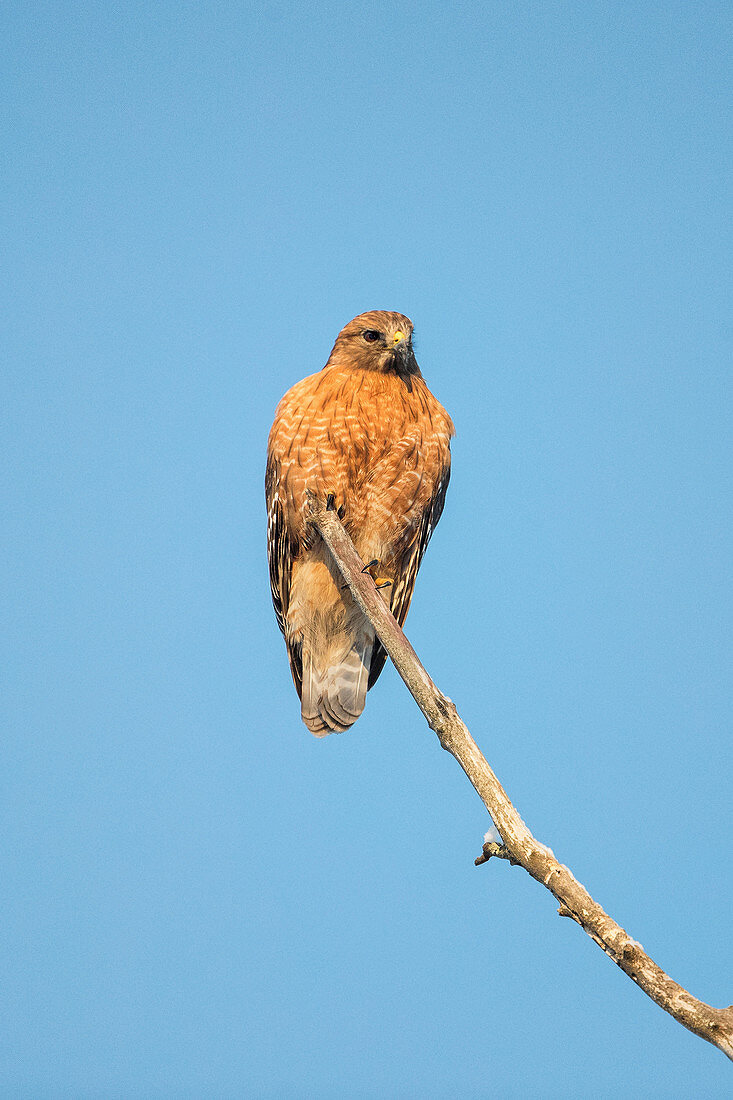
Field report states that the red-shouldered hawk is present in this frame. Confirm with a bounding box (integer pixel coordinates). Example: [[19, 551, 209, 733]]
[[266, 310, 454, 735]]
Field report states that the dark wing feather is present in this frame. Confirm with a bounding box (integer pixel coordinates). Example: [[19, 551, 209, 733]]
[[265, 455, 303, 695], [367, 463, 451, 689]]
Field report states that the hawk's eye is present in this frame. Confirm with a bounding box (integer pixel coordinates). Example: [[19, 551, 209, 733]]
[[362, 330, 381, 343]]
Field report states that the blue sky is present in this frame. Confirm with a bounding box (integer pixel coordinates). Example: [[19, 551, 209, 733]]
[[3, 1, 732, 1095]]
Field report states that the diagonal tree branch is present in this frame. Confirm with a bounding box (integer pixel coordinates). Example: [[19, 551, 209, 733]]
[[307, 492, 733, 1062]]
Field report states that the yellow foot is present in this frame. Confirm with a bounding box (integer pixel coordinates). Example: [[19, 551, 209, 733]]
[[325, 493, 345, 519], [361, 559, 392, 590]]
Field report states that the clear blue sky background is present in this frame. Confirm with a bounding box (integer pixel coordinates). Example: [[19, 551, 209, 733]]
[[3, 2, 731, 1096]]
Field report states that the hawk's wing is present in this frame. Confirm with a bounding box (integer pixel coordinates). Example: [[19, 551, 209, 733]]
[[265, 454, 303, 695], [367, 462, 451, 689]]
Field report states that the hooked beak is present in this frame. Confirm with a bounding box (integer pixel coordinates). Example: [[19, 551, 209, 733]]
[[385, 330, 418, 380], [390, 330, 410, 362]]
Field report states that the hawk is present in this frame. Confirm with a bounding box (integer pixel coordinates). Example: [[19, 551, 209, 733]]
[[266, 310, 454, 735]]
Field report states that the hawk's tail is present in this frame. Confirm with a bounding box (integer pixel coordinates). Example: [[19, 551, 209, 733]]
[[300, 630, 374, 736]]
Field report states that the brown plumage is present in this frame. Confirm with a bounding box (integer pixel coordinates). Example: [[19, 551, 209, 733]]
[[266, 310, 454, 735]]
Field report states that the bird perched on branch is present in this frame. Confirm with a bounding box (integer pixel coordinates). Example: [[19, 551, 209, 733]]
[[266, 310, 454, 735]]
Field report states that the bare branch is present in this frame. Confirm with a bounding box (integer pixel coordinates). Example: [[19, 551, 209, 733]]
[[307, 492, 733, 1062]]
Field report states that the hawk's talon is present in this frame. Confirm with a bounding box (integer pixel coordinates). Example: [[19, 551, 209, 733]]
[[325, 493, 336, 511], [337, 505, 345, 519], [360, 558, 391, 590]]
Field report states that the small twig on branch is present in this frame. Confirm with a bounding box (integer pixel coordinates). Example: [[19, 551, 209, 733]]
[[475, 841, 520, 867], [307, 492, 733, 1063]]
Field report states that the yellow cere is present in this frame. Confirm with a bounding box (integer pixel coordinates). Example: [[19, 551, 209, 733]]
[[392, 330, 405, 344]]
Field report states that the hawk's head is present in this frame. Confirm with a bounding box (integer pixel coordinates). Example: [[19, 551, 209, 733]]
[[326, 310, 421, 383]]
